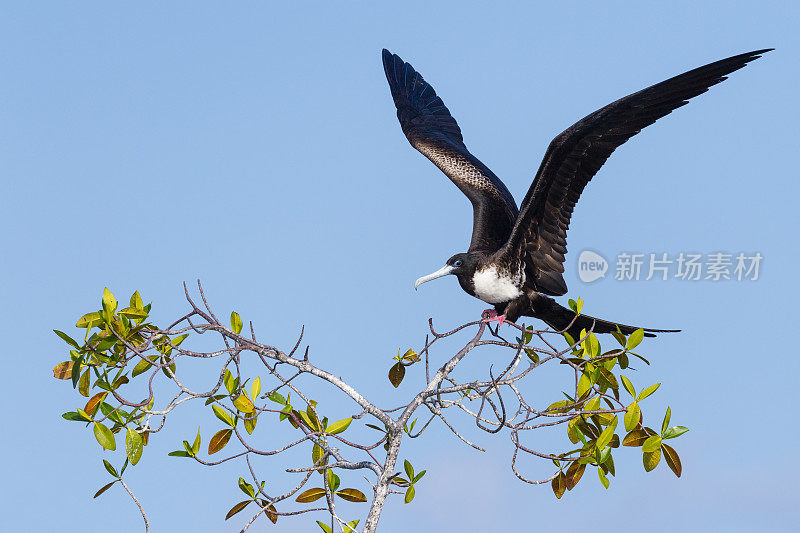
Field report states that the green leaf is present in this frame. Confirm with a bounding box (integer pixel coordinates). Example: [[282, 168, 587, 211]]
[[626, 328, 644, 350], [336, 488, 367, 502], [404, 460, 414, 481], [93, 422, 116, 451], [404, 484, 415, 504], [326, 418, 352, 435], [661, 406, 672, 435], [268, 391, 287, 405], [596, 416, 618, 450], [230, 311, 243, 334], [188, 429, 199, 456], [102, 459, 118, 478], [663, 426, 690, 439], [54, 329, 81, 349], [662, 442, 682, 477], [598, 467, 610, 489], [637, 383, 661, 402], [326, 470, 340, 492], [312, 443, 326, 466], [296, 487, 327, 503], [212, 405, 235, 427], [642, 435, 662, 453], [102, 287, 118, 315], [126, 428, 144, 465], [78, 369, 91, 397], [620, 375, 636, 398], [244, 414, 257, 435], [93, 480, 117, 498], [316, 521, 333, 533], [62, 411, 90, 422], [413, 470, 426, 483], [238, 477, 255, 498], [389, 362, 405, 388], [225, 500, 251, 520], [551, 471, 567, 499], [132, 356, 155, 378], [208, 429, 233, 454], [344, 519, 360, 533], [251, 377, 261, 401], [130, 290, 144, 310], [168, 450, 191, 457], [223, 369, 235, 394], [624, 402, 641, 432], [233, 395, 254, 414], [76, 311, 103, 329], [643, 448, 661, 472]]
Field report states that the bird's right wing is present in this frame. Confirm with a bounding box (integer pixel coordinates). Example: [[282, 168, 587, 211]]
[[382, 49, 519, 253], [504, 49, 771, 295]]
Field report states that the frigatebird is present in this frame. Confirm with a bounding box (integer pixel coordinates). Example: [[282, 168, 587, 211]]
[[382, 48, 770, 337]]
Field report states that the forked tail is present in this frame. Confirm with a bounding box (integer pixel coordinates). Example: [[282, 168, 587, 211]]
[[523, 293, 679, 339]]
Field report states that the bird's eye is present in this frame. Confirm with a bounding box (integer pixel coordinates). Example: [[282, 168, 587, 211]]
[[454, 260, 463, 267]]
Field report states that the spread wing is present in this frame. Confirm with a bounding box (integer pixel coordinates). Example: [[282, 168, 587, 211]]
[[382, 49, 519, 252], [504, 49, 771, 296]]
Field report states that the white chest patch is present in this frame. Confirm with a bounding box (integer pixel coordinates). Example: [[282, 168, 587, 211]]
[[472, 265, 524, 304]]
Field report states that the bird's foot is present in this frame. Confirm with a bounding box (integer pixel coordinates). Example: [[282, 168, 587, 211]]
[[482, 309, 506, 327]]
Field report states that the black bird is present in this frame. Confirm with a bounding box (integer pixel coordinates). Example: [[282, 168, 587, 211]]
[[382, 48, 770, 338]]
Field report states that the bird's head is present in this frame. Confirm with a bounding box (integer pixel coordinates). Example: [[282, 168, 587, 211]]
[[414, 253, 478, 290]]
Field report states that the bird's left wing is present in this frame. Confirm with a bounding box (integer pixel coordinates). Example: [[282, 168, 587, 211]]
[[382, 49, 519, 252], [503, 48, 771, 296]]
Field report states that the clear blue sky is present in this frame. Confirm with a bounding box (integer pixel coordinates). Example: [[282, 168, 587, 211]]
[[2, 2, 798, 532]]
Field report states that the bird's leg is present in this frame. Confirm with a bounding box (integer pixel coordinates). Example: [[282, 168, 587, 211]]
[[482, 309, 507, 327]]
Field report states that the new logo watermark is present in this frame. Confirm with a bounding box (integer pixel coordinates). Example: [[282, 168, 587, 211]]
[[577, 250, 762, 283], [577, 250, 608, 283]]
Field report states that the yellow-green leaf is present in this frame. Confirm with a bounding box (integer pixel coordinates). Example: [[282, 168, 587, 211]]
[[102, 287, 117, 314], [404, 484, 415, 504], [212, 404, 235, 427], [233, 395, 254, 414], [626, 328, 644, 350], [296, 487, 327, 503], [643, 448, 661, 471], [637, 383, 661, 402], [244, 415, 257, 435], [93, 422, 116, 450], [126, 428, 143, 465], [336, 488, 367, 503], [230, 311, 243, 334], [624, 402, 641, 431], [642, 435, 662, 453], [130, 291, 144, 310], [620, 375, 636, 397], [577, 374, 592, 398], [76, 311, 103, 329], [78, 369, 91, 397], [326, 418, 352, 435], [251, 377, 261, 401]]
